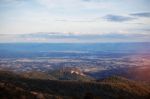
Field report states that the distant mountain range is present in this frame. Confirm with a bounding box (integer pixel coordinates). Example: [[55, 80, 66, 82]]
[[0, 42, 150, 53]]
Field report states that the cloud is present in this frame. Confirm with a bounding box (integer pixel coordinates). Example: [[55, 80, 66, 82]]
[[82, 0, 100, 2], [55, 19, 68, 22], [0, 0, 26, 4], [1, 32, 149, 43], [104, 14, 135, 22], [0, 0, 28, 8], [55, 18, 98, 22], [130, 12, 150, 18], [82, 0, 107, 2]]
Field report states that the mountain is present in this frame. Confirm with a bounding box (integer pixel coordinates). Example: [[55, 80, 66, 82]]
[[0, 70, 150, 99], [0, 43, 150, 54], [21, 71, 57, 80], [20, 67, 94, 81], [48, 67, 94, 81]]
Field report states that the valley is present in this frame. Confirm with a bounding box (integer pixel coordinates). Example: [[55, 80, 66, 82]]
[[0, 43, 150, 99], [0, 51, 150, 82]]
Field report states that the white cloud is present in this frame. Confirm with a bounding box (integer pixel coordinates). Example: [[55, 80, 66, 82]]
[[0, 0, 149, 42], [0, 32, 150, 43], [35, 0, 115, 11]]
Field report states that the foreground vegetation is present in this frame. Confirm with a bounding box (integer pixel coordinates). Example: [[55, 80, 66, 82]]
[[0, 71, 150, 99]]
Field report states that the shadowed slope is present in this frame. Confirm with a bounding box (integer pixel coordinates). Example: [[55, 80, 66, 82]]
[[0, 71, 150, 99]]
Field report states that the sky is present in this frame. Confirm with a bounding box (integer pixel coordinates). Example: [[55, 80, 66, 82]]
[[0, 0, 150, 43]]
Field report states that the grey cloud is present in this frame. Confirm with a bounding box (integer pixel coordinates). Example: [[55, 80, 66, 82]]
[[130, 12, 150, 18], [104, 14, 135, 22]]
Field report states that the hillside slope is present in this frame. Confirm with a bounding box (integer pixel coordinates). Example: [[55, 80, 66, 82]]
[[0, 71, 150, 99]]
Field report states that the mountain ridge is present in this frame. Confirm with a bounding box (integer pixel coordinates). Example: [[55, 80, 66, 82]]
[[0, 70, 150, 99]]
